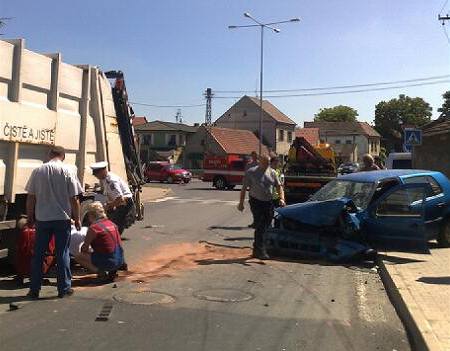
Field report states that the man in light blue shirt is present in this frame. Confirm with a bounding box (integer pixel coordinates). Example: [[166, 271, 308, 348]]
[[25, 146, 83, 299]]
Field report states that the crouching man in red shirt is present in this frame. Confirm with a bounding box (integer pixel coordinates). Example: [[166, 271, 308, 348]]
[[75, 202, 124, 281]]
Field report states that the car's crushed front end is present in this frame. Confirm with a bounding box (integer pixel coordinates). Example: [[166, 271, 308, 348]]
[[265, 198, 377, 262]]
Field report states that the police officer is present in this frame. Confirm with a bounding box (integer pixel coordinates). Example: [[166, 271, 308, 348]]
[[90, 161, 136, 235]]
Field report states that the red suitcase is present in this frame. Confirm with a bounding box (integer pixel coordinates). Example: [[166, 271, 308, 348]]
[[15, 225, 56, 281]]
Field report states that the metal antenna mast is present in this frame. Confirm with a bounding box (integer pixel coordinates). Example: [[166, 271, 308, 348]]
[[439, 13, 450, 24], [204, 88, 214, 154], [0, 17, 12, 35], [204, 88, 213, 126], [175, 109, 182, 123]]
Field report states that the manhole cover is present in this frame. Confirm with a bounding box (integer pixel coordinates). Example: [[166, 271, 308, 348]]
[[113, 291, 175, 305], [193, 289, 254, 303]]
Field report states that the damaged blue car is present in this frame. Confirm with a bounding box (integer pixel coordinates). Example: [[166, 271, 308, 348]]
[[265, 170, 450, 262]]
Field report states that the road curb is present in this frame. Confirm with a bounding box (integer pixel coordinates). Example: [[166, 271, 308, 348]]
[[377, 256, 428, 351]]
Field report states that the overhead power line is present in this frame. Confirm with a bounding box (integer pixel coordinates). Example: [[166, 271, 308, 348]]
[[212, 79, 450, 99], [214, 74, 450, 94], [129, 101, 205, 108]]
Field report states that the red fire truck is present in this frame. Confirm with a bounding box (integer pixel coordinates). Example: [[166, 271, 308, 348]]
[[201, 155, 246, 190]]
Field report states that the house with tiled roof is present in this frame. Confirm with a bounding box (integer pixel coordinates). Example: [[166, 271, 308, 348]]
[[214, 95, 296, 155], [295, 127, 320, 146], [134, 120, 199, 164], [132, 116, 148, 127], [304, 121, 381, 163], [413, 117, 450, 178], [183, 126, 267, 169]]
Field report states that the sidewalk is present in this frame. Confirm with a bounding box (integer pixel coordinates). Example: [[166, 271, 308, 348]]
[[380, 247, 450, 351], [140, 186, 171, 203]]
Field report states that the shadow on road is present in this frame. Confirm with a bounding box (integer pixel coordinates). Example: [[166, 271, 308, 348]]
[[185, 188, 240, 192], [209, 226, 248, 231], [378, 254, 426, 265], [196, 257, 265, 266], [416, 276, 450, 285], [223, 237, 254, 241]]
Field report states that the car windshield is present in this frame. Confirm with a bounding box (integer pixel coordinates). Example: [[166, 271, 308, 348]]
[[310, 180, 375, 209]]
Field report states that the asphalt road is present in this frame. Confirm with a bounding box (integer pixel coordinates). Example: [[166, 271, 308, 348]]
[[0, 180, 410, 351]]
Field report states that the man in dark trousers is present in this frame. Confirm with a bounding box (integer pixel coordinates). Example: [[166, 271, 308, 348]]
[[238, 154, 285, 259], [245, 151, 259, 228], [26, 146, 83, 299]]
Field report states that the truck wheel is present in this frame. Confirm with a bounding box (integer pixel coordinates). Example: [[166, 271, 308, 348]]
[[438, 219, 450, 247], [213, 176, 227, 190]]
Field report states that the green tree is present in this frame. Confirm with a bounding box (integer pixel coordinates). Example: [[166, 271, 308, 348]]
[[314, 105, 358, 122], [374, 94, 432, 152], [437, 90, 450, 119]]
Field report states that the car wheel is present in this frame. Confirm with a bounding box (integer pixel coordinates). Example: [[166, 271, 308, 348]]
[[438, 219, 450, 247], [167, 176, 174, 184], [183, 179, 190, 184], [213, 176, 227, 190]]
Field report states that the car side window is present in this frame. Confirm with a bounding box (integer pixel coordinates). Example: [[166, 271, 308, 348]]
[[403, 176, 443, 197], [376, 188, 424, 217], [427, 177, 443, 196]]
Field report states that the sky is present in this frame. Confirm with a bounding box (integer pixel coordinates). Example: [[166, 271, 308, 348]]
[[2, 0, 450, 126]]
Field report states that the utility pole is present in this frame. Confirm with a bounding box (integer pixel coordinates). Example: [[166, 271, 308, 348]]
[[204, 88, 214, 154]]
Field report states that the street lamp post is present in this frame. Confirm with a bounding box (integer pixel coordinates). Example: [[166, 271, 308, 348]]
[[229, 13, 300, 156]]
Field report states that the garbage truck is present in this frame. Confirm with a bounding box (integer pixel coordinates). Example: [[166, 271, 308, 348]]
[[0, 38, 144, 262]]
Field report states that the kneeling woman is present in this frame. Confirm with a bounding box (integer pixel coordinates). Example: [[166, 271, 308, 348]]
[[75, 202, 124, 280]]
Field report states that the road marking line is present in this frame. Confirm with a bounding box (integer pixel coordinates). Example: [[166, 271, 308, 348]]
[[149, 196, 178, 203]]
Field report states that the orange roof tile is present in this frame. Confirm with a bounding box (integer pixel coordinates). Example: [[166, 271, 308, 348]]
[[210, 127, 268, 155], [295, 128, 320, 145]]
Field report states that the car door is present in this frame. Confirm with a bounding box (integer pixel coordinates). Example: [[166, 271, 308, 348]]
[[147, 164, 161, 181], [403, 175, 446, 238], [363, 183, 429, 252]]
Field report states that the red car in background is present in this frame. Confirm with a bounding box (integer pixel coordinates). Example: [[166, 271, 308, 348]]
[[145, 162, 192, 183]]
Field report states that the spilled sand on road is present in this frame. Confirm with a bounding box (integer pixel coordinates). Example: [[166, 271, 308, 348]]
[[123, 242, 255, 283], [72, 242, 255, 289]]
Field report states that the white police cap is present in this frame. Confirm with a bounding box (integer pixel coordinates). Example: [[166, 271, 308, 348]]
[[90, 161, 108, 170]]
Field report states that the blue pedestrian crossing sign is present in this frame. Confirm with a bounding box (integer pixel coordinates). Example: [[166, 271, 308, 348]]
[[404, 128, 422, 146]]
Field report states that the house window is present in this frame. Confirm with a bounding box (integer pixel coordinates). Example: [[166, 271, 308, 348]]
[[168, 134, 177, 146], [335, 139, 341, 144], [143, 134, 152, 145], [346, 140, 352, 144], [278, 129, 285, 142], [243, 110, 247, 117], [200, 139, 205, 146], [179, 134, 185, 145], [287, 131, 293, 143]]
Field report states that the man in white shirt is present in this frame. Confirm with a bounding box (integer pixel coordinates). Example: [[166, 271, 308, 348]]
[[25, 146, 83, 299], [90, 161, 136, 235]]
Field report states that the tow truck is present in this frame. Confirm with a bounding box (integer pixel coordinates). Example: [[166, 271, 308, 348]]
[[283, 137, 337, 203]]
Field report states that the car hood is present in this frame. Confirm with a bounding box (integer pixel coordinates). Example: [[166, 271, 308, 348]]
[[276, 198, 355, 226]]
